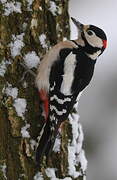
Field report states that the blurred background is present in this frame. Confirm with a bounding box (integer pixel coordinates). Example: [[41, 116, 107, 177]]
[[69, 0, 117, 180]]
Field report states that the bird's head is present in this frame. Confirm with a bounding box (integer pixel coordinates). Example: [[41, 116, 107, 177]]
[[71, 17, 107, 59]]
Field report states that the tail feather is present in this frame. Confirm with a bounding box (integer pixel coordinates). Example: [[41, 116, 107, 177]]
[[45, 132, 58, 159], [44, 122, 61, 159], [36, 121, 51, 164], [36, 121, 59, 165]]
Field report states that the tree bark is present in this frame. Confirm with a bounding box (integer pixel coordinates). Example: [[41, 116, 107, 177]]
[[0, 0, 87, 179]]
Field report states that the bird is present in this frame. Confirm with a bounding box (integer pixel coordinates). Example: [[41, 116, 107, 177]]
[[35, 17, 107, 165]]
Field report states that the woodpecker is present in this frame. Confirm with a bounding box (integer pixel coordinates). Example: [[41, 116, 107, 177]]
[[35, 17, 107, 164]]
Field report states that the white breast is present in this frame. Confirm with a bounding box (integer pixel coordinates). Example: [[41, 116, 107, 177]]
[[60, 52, 76, 95]]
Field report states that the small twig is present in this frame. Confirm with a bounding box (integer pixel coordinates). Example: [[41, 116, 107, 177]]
[[20, 62, 36, 78], [19, 62, 37, 82]]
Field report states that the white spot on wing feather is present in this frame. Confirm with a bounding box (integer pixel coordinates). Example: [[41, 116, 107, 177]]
[[50, 105, 66, 115], [50, 95, 71, 104], [50, 82, 56, 91]]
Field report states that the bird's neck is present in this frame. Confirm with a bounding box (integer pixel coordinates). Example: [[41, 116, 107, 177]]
[[73, 38, 101, 60], [74, 38, 85, 47]]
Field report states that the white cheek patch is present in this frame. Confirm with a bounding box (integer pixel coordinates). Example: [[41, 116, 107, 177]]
[[84, 32, 103, 48]]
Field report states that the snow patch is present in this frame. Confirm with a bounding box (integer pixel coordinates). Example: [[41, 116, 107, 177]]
[[21, 124, 30, 138], [30, 139, 37, 150], [39, 34, 48, 49], [31, 18, 38, 28], [45, 168, 72, 180], [45, 168, 56, 179], [0, 163, 7, 179], [76, 123, 84, 154], [13, 98, 27, 119], [77, 150, 88, 172], [27, 0, 33, 6], [10, 33, 24, 58], [0, 60, 10, 77], [5, 84, 18, 99], [4, 84, 27, 120], [24, 51, 40, 69], [22, 22, 27, 31], [3, 1, 22, 16], [58, 7, 62, 15], [22, 81, 28, 89], [53, 136, 61, 152], [34, 172, 44, 180], [49, 1, 57, 16], [1, 0, 7, 3], [68, 145, 81, 178], [27, 0, 34, 11], [67, 102, 87, 178]]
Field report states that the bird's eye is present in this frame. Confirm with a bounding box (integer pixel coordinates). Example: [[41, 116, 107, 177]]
[[87, 30, 94, 36]]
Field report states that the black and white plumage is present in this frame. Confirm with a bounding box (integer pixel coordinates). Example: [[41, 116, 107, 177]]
[[35, 17, 107, 164]]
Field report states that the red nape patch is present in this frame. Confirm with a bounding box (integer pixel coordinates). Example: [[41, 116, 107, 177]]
[[103, 40, 107, 48], [39, 89, 49, 121]]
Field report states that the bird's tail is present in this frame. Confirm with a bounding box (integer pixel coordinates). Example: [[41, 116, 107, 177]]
[[36, 120, 50, 164], [36, 120, 59, 166]]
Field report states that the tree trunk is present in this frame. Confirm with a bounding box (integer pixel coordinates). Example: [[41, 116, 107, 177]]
[[0, 0, 87, 179]]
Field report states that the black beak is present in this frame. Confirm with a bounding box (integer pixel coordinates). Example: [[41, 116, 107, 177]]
[[71, 17, 83, 31]]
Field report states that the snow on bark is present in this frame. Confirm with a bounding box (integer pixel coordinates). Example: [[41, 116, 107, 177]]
[[30, 139, 37, 150], [21, 124, 30, 138], [45, 168, 57, 179], [2, 1, 22, 16], [53, 136, 61, 152], [49, 1, 57, 16], [68, 102, 88, 179], [27, 0, 34, 11], [9, 33, 24, 58], [24, 51, 40, 69], [5, 84, 18, 99], [0, 163, 7, 179], [3, 83, 27, 120], [39, 34, 48, 49], [13, 98, 27, 119], [0, 60, 11, 77], [34, 172, 44, 180]]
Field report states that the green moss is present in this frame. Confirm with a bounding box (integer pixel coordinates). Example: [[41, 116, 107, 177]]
[[0, 17, 11, 47]]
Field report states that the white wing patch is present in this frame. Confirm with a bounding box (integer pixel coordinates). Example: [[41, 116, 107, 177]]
[[60, 53, 76, 95], [36, 40, 77, 92]]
